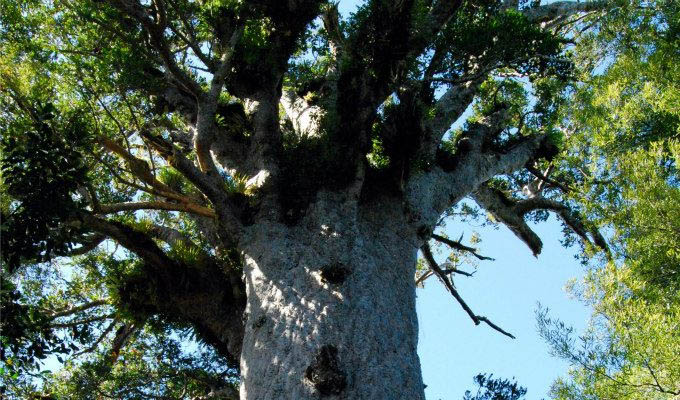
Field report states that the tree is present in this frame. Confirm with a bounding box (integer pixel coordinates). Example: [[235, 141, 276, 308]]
[[463, 374, 529, 400], [537, 1, 680, 398], [539, 261, 680, 400], [0, 0, 624, 398]]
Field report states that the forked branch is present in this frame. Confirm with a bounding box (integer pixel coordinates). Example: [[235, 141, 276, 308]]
[[431, 233, 495, 261], [472, 182, 609, 257], [421, 243, 515, 339]]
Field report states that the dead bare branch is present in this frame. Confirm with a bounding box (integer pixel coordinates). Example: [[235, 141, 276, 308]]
[[421, 243, 515, 339]]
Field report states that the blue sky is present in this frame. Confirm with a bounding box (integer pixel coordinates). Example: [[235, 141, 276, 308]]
[[333, 1, 591, 398]]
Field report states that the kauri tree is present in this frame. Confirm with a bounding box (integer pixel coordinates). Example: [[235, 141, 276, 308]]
[[0, 0, 632, 398]]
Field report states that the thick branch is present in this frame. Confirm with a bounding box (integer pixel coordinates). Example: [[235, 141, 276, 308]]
[[523, 0, 610, 24], [80, 213, 181, 268], [243, 89, 281, 190], [78, 214, 246, 364], [405, 110, 546, 233], [471, 183, 544, 256], [424, 80, 482, 153], [514, 196, 610, 254], [421, 243, 515, 339], [280, 89, 323, 137], [194, 25, 245, 176], [146, 224, 195, 248], [48, 300, 109, 319], [472, 182, 609, 256], [67, 234, 107, 256], [98, 201, 216, 218], [109, 322, 142, 363], [321, 2, 345, 70]]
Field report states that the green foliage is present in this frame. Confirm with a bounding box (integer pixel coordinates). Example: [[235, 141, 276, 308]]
[[436, 4, 570, 81], [463, 373, 529, 400], [539, 265, 680, 400], [366, 136, 391, 169], [0, 279, 55, 381], [539, 3, 680, 398], [7, 323, 238, 399], [1, 101, 91, 271]]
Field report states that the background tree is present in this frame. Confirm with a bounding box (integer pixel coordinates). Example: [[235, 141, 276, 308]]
[[463, 374, 530, 400], [0, 0, 637, 398], [538, 1, 680, 398]]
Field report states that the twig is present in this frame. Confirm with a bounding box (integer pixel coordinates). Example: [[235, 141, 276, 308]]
[[431, 233, 495, 261], [72, 319, 118, 357], [526, 164, 572, 193], [441, 266, 475, 277]]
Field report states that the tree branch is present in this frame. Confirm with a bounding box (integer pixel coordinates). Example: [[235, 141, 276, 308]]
[[165, 8, 213, 70], [146, 224, 195, 248], [75, 213, 246, 363], [405, 109, 546, 234], [472, 182, 609, 257], [66, 234, 107, 256], [321, 2, 345, 72], [48, 300, 109, 319], [526, 163, 572, 193], [523, 0, 610, 24], [431, 233, 495, 261], [106, 0, 203, 97], [193, 24, 245, 177], [96, 135, 174, 194], [79, 213, 181, 269], [109, 321, 143, 363], [243, 89, 281, 190], [644, 360, 680, 396], [280, 89, 323, 137], [472, 183, 544, 256], [139, 131, 244, 243], [49, 314, 115, 328], [72, 319, 119, 357], [422, 243, 515, 339], [425, 80, 482, 142], [97, 201, 216, 218]]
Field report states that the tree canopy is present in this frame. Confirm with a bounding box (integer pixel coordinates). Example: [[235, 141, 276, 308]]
[[538, 0, 680, 398], [1, 0, 677, 398]]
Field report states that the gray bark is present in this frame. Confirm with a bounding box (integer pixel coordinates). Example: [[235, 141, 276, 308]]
[[238, 193, 425, 400]]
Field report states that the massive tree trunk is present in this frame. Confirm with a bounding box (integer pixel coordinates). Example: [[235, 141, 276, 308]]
[[239, 193, 424, 400]]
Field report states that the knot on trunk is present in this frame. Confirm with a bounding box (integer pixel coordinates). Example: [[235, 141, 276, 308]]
[[305, 345, 347, 396], [320, 263, 351, 284]]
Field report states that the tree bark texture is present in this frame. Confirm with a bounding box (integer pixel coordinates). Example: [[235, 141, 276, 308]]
[[239, 193, 424, 400]]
